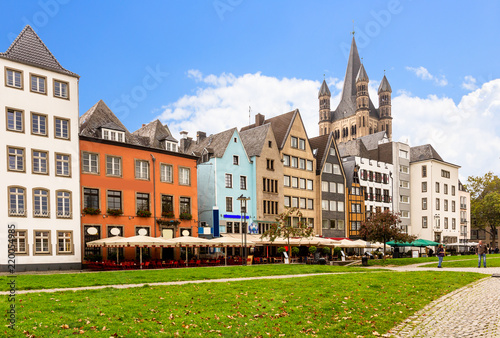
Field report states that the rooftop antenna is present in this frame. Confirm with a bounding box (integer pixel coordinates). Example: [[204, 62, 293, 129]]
[[249, 106, 251, 125], [351, 20, 355, 37]]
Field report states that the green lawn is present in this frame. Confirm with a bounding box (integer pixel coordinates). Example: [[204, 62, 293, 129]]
[[419, 256, 500, 268], [1, 271, 484, 337], [366, 254, 500, 267], [0, 264, 382, 292]]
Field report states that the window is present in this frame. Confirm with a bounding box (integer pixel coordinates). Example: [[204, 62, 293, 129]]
[[399, 149, 408, 159], [299, 138, 306, 150], [452, 218, 456, 230], [6, 68, 23, 88], [82, 152, 98, 174], [165, 141, 177, 152], [30, 74, 46, 94], [33, 189, 49, 217], [54, 80, 68, 99], [322, 219, 330, 229], [422, 198, 427, 210], [330, 201, 337, 211], [351, 203, 361, 213], [299, 158, 306, 170], [400, 195, 409, 203], [13, 230, 27, 254], [401, 210, 410, 218], [306, 160, 313, 171], [102, 128, 124, 142], [333, 164, 341, 175], [161, 195, 173, 215], [32, 150, 48, 174], [323, 163, 332, 173], [322, 181, 329, 192], [34, 231, 50, 254], [233, 155, 239, 165], [337, 220, 344, 230], [9, 187, 26, 216], [337, 183, 344, 192], [283, 155, 290, 166], [337, 201, 344, 212], [322, 200, 329, 211], [50, 152, 68, 177], [444, 217, 449, 229], [179, 167, 190, 185], [136, 193, 150, 212], [226, 197, 233, 212], [307, 180, 313, 190], [225, 173, 233, 188], [268, 141, 272, 148], [57, 231, 73, 254], [226, 222, 233, 233], [422, 165, 427, 177], [8, 147, 25, 172], [135, 160, 149, 180], [444, 184, 448, 195], [240, 176, 247, 190], [106, 156, 121, 176], [54, 117, 69, 139], [7, 109, 24, 132], [107, 190, 122, 210], [441, 170, 450, 178], [266, 159, 274, 170], [422, 182, 427, 192], [31, 113, 47, 136], [444, 199, 448, 211], [327, 182, 335, 193], [284, 196, 291, 207], [451, 185, 456, 196], [422, 216, 428, 228], [180, 197, 191, 214], [299, 198, 306, 209], [83, 188, 99, 209], [307, 199, 314, 210], [291, 156, 298, 168], [436, 198, 440, 210], [159, 164, 173, 183], [56, 190, 72, 218], [400, 180, 409, 189], [299, 178, 306, 189], [291, 197, 298, 208], [452, 200, 456, 212], [399, 165, 409, 174], [291, 136, 298, 148], [435, 182, 440, 193], [291, 177, 298, 188], [284, 175, 290, 187]]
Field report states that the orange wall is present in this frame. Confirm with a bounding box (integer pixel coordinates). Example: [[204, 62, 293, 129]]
[[80, 139, 198, 260]]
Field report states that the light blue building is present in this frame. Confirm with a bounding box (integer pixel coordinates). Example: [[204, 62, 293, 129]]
[[180, 128, 254, 238]]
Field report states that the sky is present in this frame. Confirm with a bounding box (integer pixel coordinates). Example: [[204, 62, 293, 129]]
[[1, 1, 499, 181]]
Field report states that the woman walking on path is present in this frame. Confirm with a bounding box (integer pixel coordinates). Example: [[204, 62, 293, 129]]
[[436, 244, 445, 268], [476, 240, 487, 268]]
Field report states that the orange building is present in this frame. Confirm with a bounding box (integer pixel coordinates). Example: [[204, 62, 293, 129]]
[[79, 101, 198, 262], [343, 160, 365, 239]]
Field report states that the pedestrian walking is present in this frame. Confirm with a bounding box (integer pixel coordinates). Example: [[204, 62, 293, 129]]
[[476, 240, 487, 268], [436, 244, 445, 268]]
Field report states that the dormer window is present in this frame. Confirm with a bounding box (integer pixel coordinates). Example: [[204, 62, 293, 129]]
[[164, 141, 178, 152], [102, 128, 124, 142]]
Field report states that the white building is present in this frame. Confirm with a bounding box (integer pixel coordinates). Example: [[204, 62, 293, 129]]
[[409, 145, 466, 244], [356, 156, 394, 214], [0, 26, 81, 271]]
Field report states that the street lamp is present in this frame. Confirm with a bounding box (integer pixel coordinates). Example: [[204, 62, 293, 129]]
[[237, 195, 250, 266]]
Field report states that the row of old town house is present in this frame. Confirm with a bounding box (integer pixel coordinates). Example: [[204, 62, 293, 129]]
[[1, 26, 473, 272]]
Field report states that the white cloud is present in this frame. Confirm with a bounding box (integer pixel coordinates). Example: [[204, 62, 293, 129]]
[[406, 66, 448, 87], [156, 71, 500, 179], [461, 75, 478, 91]]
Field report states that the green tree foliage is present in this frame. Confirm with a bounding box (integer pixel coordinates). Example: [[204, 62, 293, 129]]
[[262, 207, 314, 263], [359, 210, 416, 256], [466, 172, 500, 245]]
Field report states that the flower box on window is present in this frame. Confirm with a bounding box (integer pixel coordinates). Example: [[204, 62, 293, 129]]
[[136, 209, 152, 217], [162, 211, 175, 218], [179, 212, 192, 220], [107, 208, 123, 216], [83, 207, 101, 215]]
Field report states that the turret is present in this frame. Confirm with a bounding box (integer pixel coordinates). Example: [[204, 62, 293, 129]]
[[378, 75, 392, 139], [355, 64, 370, 139], [318, 79, 331, 135]]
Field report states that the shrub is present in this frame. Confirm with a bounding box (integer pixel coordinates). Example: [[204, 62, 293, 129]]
[[179, 212, 192, 220], [162, 211, 175, 218], [82, 207, 101, 215], [277, 247, 287, 255], [291, 247, 300, 256], [107, 208, 123, 216], [309, 246, 317, 254], [137, 209, 152, 217], [333, 247, 342, 258], [322, 247, 330, 255]]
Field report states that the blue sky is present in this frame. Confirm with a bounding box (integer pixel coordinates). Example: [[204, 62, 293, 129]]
[[1, 1, 500, 179]]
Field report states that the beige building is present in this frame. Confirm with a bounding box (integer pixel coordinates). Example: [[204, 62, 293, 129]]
[[242, 110, 317, 233], [240, 121, 284, 234]]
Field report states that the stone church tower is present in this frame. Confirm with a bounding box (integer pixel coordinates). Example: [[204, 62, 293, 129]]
[[318, 36, 392, 142]]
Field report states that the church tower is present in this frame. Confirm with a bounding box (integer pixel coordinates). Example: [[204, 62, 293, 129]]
[[318, 79, 331, 136], [378, 74, 392, 139], [355, 64, 369, 140]]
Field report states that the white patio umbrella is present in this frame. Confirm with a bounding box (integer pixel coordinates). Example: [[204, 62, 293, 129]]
[[210, 236, 256, 265], [337, 239, 366, 248], [168, 236, 214, 266], [86, 236, 125, 264]]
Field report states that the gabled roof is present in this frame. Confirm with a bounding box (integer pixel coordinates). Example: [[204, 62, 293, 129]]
[[241, 109, 298, 150], [133, 119, 178, 149], [358, 131, 388, 151], [0, 25, 78, 78], [318, 79, 331, 98], [410, 144, 444, 163], [342, 159, 356, 192], [337, 138, 371, 159], [79, 100, 143, 145], [309, 134, 330, 171], [378, 75, 392, 94], [185, 128, 237, 158], [240, 123, 272, 157]]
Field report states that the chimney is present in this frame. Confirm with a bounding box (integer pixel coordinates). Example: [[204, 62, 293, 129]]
[[255, 113, 265, 126], [142, 124, 146, 127], [196, 131, 207, 144], [180, 136, 192, 153], [180, 131, 188, 139]]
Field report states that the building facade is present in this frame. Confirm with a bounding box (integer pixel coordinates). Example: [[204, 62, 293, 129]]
[[1, 26, 81, 271]]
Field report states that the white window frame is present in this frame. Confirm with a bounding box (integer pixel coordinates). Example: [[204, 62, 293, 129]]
[[7, 109, 24, 132], [106, 155, 122, 177], [240, 176, 247, 190], [307, 180, 313, 190], [179, 167, 190, 185], [102, 128, 124, 142], [6, 68, 23, 89], [55, 153, 71, 177], [160, 163, 173, 183], [57, 231, 73, 254], [54, 117, 70, 139], [135, 160, 150, 180], [82, 152, 99, 174], [32, 150, 48, 175], [225, 173, 233, 188], [33, 189, 49, 217], [8, 146, 25, 172], [30, 74, 46, 94], [9, 186, 26, 216], [31, 113, 47, 136], [54, 80, 69, 99], [34, 230, 51, 254], [306, 160, 313, 171], [56, 190, 72, 218]]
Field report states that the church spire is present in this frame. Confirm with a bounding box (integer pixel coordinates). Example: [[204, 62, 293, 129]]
[[340, 36, 362, 103]]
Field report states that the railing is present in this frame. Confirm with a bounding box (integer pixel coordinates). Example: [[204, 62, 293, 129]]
[[33, 210, 50, 217], [9, 209, 26, 216], [56, 211, 72, 218]]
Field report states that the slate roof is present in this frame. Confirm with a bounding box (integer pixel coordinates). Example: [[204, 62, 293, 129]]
[[240, 123, 271, 157], [0, 25, 78, 77], [241, 109, 297, 150], [358, 131, 388, 151], [318, 79, 331, 97], [185, 128, 237, 158], [342, 159, 356, 192], [309, 133, 330, 171], [133, 119, 178, 149], [337, 138, 370, 159], [378, 75, 392, 94], [410, 144, 444, 163], [356, 64, 369, 82]]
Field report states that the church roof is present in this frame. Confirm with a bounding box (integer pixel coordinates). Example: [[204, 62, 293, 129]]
[[318, 79, 331, 97], [0, 25, 78, 78], [356, 64, 369, 82], [378, 75, 392, 94]]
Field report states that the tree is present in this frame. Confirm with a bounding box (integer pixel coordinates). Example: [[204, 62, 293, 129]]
[[262, 207, 314, 263], [466, 172, 500, 247], [359, 209, 416, 256]]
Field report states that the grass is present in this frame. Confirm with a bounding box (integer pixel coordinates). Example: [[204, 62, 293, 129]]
[[0, 264, 383, 292], [419, 256, 500, 268], [366, 254, 500, 267], [1, 271, 484, 337]]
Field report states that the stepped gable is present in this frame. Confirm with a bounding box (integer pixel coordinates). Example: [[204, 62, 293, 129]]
[[0, 25, 78, 77]]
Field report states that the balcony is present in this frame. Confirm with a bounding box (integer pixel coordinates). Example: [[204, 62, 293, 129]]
[[9, 209, 26, 217]]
